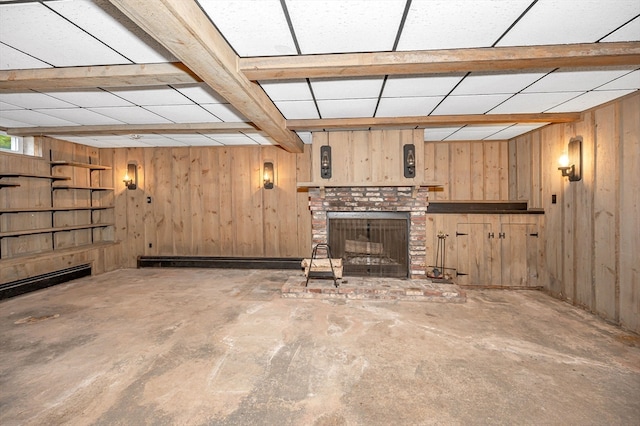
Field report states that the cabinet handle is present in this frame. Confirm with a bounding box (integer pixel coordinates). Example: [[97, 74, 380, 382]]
[[456, 232, 468, 236], [456, 272, 468, 276], [498, 232, 505, 239], [488, 232, 494, 239], [529, 232, 539, 237]]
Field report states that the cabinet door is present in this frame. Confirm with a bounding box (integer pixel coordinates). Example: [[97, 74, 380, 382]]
[[500, 222, 539, 287], [456, 222, 494, 285]]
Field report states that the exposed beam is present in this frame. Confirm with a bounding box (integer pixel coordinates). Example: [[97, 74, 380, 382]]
[[286, 113, 581, 131], [240, 42, 640, 80], [108, 0, 303, 153], [0, 63, 200, 92], [6, 122, 257, 137]]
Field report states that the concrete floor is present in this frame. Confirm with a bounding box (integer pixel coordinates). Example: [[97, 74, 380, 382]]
[[1, 268, 639, 426]]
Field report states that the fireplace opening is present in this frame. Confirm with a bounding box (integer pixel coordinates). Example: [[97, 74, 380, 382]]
[[328, 212, 409, 278]]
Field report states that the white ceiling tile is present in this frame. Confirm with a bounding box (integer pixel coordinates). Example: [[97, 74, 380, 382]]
[[601, 16, 640, 42], [0, 109, 78, 126], [0, 92, 77, 109], [108, 87, 193, 106], [32, 108, 124, 125], [383, 76, 464, 97], [546, 90, 636, 113], [316, 99, 378, 119], [42, 89, 133, 108], [160, 134, 222, 146], [246, 133, 277, 145], [445, 125, 511, 140], [286, 0, 405, 54], [132, 135, 187, 147], [452, 72, 549, 95], [498, 0, 640, 46], [311, 78, 384, 100], [0, 44, 51, 70], [0, 3, 129, 67], [48, 0, 175, 63], [424, 127, 463, 141], [295, 131, 313, 144], [144, 105, 221, 123], [88, 106, 172, 124], [488, 92, 581, 114], [0, 116, 32, 128], [398, 0, 531, 50], [486, 123, 549, 140], [209, 134, 259, 145], [260, 81, 313, 101], [432, 94, 513, 115], [274, 100, 319, 119], [198, 0, 296, 56], [1, 101, 21, 111], [375, 96, 442, 117], [201, 103, 248, 122], [175, 84, 226, 104], [596, 70, 640, 91], [524, 69, 636, 93]]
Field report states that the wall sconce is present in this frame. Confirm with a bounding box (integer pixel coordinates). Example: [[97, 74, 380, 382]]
[[558, 136, 582, 182], [263, 161, 274, 189], [123, 162, 137, 190], [320, 145, 331, 179], [403, 144, 416, 178]]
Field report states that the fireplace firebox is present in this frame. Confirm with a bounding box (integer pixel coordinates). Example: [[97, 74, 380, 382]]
[[328, 212, 409, 278]]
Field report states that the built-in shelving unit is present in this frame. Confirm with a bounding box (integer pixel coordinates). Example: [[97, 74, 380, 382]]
[[0, 157, 115, 259]]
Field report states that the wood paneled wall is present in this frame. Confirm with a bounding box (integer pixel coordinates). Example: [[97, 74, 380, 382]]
[[102, 145, 312, 267], [311, 129, 424, 184], [0, 137, 121, 284], [424, 140, 509, 201], [510, 91, 640, 333]]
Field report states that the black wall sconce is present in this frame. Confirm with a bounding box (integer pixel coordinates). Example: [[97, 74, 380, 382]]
[[263, 161, 274, 189], [558, 136, 582, 182], [320, 145, 332, 179], [403, 143, 416, 178], [123, 162, 137, 190]]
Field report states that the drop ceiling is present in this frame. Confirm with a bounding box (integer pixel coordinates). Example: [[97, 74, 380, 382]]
[[0, 0, 638, 149]]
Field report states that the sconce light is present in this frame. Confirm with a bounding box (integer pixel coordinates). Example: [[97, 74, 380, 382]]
[[320, 145, 332, 179], [123, 162, 137, 190], [403, 144, 416, 178], [263, 161, 274, 189], [558, 136, 582, 182]]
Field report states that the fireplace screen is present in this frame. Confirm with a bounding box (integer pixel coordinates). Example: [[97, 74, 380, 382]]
[[328, 212, 409, 278]]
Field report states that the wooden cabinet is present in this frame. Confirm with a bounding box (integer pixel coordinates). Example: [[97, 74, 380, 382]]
[[0, 160, 114, 259], [426, 213, 542, 287]]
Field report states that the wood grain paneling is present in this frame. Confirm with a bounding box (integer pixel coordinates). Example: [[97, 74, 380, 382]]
[[510, 91, 639, 333]]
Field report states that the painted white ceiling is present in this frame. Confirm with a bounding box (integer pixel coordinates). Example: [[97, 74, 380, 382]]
[[0, 0, 639, 147]]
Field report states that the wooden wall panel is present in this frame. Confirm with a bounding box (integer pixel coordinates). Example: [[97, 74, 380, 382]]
[[510, 91, 639, 333], [424, 140, 509, 201], [619, 94, 640, 332], [593, 104, 619, 321]]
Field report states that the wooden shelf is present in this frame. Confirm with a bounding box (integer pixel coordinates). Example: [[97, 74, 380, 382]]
[[52, 185, 114, 191], [0, 223, 114, 238], [297, 181, 443, 188], [0, 206, 114, 214], [50, 161, 112, 171], [0, 172, 70, 181]]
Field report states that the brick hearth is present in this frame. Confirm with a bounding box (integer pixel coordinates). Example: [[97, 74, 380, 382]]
[[308, 186, 429, 279]]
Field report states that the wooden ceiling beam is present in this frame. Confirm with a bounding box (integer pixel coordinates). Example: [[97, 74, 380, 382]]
[[6, 122, 257, 137], [286, 113, 581, 131], [240, 42, 640, 80], [107, 0, 303, 153], [0, 63, 200, 92]]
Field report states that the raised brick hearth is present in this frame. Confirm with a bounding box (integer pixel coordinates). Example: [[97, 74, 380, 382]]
[[308, 186, 429, 279]]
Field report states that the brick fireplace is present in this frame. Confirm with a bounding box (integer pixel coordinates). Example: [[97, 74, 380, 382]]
[[308, 186, 429, 279]]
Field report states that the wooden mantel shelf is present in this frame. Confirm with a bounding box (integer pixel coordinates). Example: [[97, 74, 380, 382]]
[[296, 181, 443, 189]]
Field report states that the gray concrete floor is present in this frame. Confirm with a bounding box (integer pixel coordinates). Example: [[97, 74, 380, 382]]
[[1, 268, 639, 426]]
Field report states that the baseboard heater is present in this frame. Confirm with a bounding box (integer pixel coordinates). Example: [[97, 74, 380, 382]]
[[0, 264, 92, 301], [137, 256, 303, 270]]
